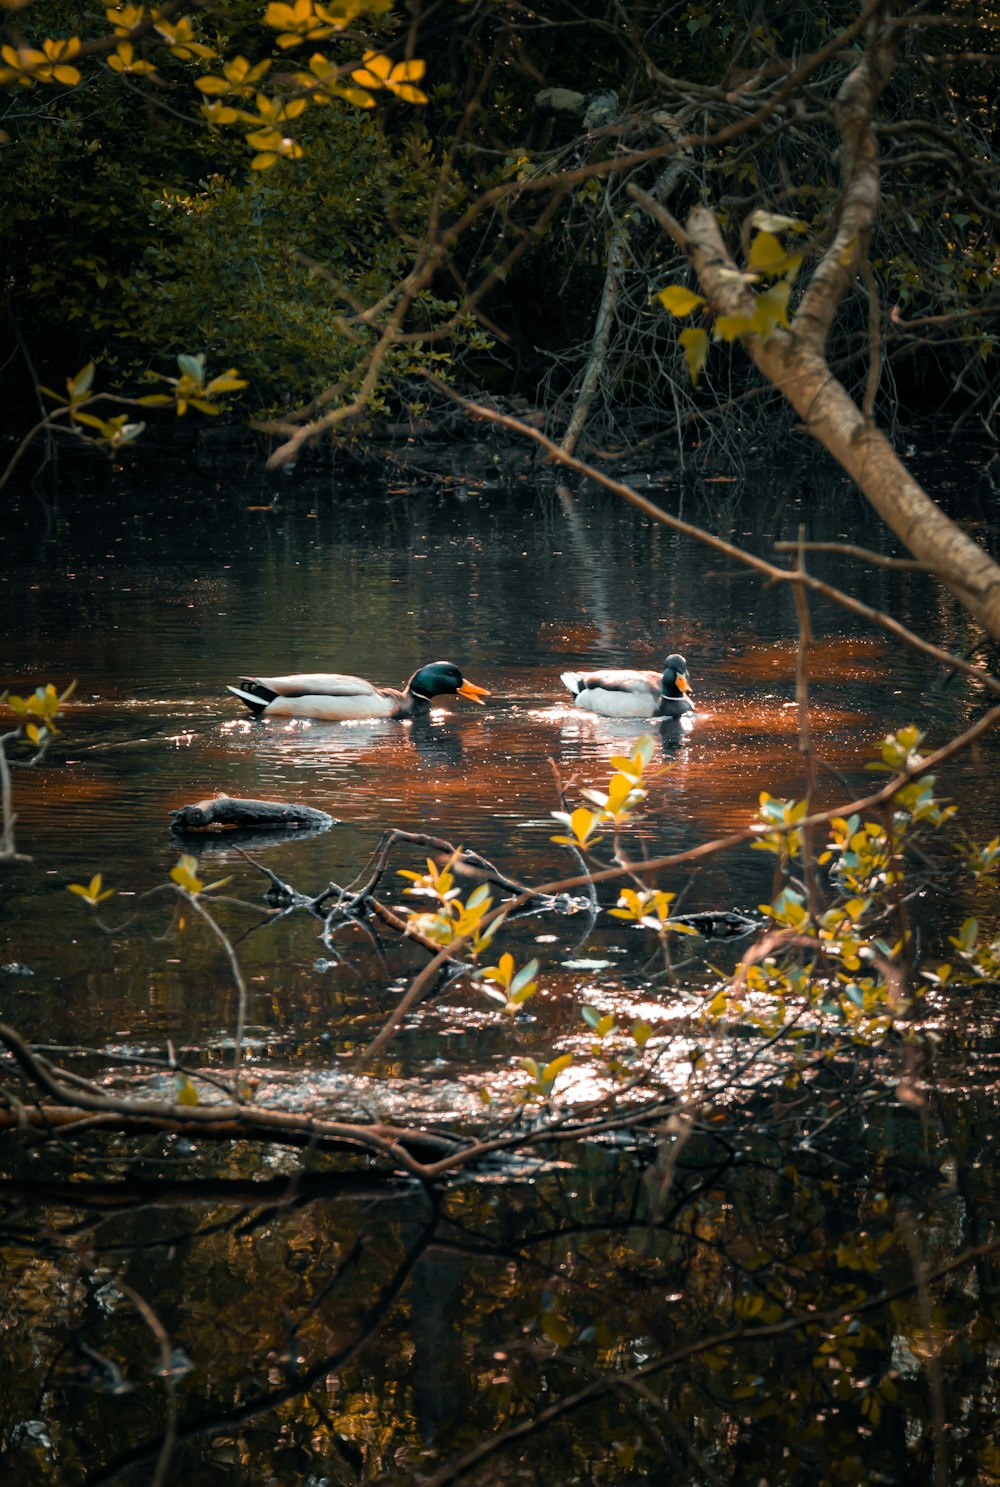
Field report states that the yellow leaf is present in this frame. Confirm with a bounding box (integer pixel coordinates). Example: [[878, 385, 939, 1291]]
[[678, 326, 709, 384], [570, 806, 597, 844], [337, 84, 375, 108], [747, 230, 786, 272], [605, 772, 635, 813], [541, 1053, 574, 1088], [713, 312, 752, 342], [354, 50, 392, 83], [67, 873, 114, 907], [390, 58, 425, 82], [390, 83, 428, 103], [246, 126, 283, 150], [170, 855, 204, 893], [69, 361, 96, 399], [201, 103, 241, 125], [204, 374, 248, 394], [656, 284, 706, 317], [751, 280, 792, 337]]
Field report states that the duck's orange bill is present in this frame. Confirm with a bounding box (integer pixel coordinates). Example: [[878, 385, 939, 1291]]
[[458, 680, 490, 704], [676, 674, 691, 693]]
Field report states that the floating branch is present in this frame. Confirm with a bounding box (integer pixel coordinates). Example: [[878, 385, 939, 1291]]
[[170, 794, 335, 834]]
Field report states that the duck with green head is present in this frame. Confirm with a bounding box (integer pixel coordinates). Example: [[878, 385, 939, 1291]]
[[560, 654, 694, 718], [228, 660, 490, 721]]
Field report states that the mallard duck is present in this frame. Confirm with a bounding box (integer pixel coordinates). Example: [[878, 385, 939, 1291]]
[[228, 660, 490, 721], [560, 653, 694, 718]]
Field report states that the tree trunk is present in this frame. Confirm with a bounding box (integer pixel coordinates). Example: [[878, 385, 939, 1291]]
[[679, 218, 1000, 640], [634, 13, 1000, 640], [559, 221, 627, 456]]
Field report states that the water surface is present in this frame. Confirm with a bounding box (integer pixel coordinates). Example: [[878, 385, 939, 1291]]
[[2, 458, 997, 1080], [3, 451, 1000, 1486]]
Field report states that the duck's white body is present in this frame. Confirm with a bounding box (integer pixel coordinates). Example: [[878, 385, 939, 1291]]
[[229, 673, 397, 721], [560, 654, 694, 719]]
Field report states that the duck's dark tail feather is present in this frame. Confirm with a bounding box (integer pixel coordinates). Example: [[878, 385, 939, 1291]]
[[227, 683, 274, 717]]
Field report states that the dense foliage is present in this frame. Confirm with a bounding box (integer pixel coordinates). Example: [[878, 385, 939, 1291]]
[[0, 0, 468, 421], [3, 1, 998, 446]]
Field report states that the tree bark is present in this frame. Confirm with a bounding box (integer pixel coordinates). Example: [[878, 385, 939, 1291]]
[[559, 221, 627, 456], [679, 214, 1000, 639], [634, 12, 1000, 640]]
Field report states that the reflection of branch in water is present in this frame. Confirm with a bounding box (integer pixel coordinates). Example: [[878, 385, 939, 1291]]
[[415, 1233, 1000, 1487], [425, 380, 1000, 695], [84, 1208, 439, 1487], [0, 1174, 419, 1255], [557, 483, 616, 648]]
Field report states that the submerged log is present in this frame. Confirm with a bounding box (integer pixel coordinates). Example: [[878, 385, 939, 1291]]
[[666, 911, 760, 941], [170, 794, 335, 834]]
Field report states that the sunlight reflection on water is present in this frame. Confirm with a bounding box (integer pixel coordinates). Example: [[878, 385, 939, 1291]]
[[3, 473, 998, 1107]]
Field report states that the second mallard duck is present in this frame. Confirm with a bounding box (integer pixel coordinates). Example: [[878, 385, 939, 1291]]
[[560, 654, 694, 718], [228, 660, 490, 721]]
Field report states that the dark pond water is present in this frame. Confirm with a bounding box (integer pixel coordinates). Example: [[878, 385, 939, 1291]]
[[2, 447, 1000, 1484]]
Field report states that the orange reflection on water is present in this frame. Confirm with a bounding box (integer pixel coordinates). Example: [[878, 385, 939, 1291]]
[[538, 621, 606, 654], [731, 636, 891, 682]]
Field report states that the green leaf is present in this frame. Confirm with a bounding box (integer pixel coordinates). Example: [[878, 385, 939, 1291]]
[[177, 353, 206, 382], [69, 361, 96, 400], [511, 958, 540, 995], [949, 917, 979, 953], [540, 1310, 573, 1346]]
